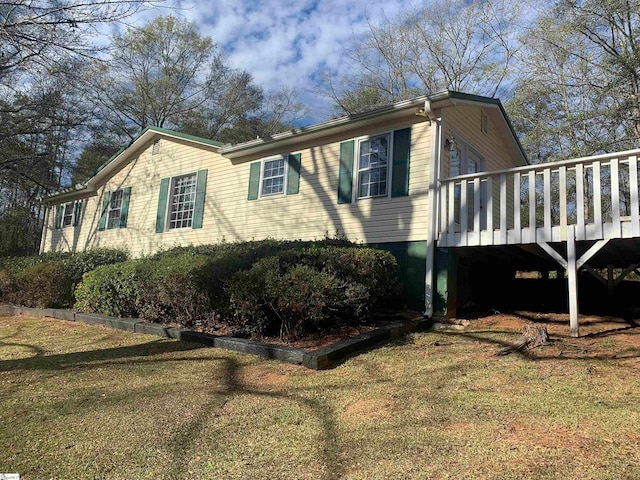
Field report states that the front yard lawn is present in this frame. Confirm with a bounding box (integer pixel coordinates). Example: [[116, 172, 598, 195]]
[[1, 313, 639, 479]]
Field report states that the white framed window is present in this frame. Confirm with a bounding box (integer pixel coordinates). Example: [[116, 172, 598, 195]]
[[261, 157, 286, 196], [107, 189, 123, 229], [62, 202, 74, 227], [168, 173, 197, 229], [357, 133, 391, 199]]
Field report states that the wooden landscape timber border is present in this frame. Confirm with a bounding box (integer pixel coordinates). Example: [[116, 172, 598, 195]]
[[0, 305, 432, 370]]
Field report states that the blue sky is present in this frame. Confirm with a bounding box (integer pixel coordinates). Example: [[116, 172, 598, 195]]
[[127, 0, 412, 121]]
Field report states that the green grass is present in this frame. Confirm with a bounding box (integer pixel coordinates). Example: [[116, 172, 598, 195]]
[[1, 315, 639, 479]]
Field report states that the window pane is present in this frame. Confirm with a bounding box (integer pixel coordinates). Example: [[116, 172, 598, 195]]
[[107, 189, 124, 229], [357, 134, 389, 198], [168, 174, 197, 229], [262, 158, 285, 196], [63, 203, 73, 227]]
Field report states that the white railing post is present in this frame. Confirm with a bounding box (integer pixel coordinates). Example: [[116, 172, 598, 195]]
[[611, 158, 621, 238], [630, 156, 640, 237], [486, 176, 494, 245], [528, 170, 536, 243]]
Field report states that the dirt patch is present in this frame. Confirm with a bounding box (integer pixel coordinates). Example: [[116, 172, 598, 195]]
[[461, 311, 640, 361], [341, 397, 399, 424], [496, 418, 601, 452]]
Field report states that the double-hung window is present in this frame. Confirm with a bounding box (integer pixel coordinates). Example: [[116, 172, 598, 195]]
[[155, 170, 207, 233], [357, 133, 390, 198], [55, 200, 84, 229], [106, 190, 123, 229], [247, 154, 301, 201], [62, 202, 74, 227], [337, 127, 410, 205], [168, 173, 198, 229], [98, 187, 131, 231], [261, 158, 286, 196]]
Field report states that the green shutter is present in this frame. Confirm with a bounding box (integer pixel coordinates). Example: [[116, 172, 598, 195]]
[[119, 187, 131, 228], [248, 162, 261, 200], [155, 178, 170, 233], [72, 201, 82, 227], [54, 205, 63, 230], [98, 192, 110, 231], [192, 169, 207, 229], [391, 127, 411, 197], [338, 140, 354, 204], [286, 153, 301, 195]]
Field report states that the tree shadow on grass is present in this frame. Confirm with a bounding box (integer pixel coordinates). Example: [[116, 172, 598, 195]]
[[165, 355, 345, 480], [0, 325, 47, 357], [0, 338, 204, 372], [1, 331, 348, 479], [433, 327, 640, 362]]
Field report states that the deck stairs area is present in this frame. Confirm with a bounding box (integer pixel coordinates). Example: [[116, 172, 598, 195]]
[[434, 149, 640, 336]]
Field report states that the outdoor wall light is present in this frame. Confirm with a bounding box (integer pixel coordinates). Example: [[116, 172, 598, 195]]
[[445, 136, 458, 153]]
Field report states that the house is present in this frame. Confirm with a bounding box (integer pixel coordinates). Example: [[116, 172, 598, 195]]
[[39, 90, 529, 315]]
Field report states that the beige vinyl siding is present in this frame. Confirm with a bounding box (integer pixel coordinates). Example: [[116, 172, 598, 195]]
[[444, 106, 520, 229], [44, 117, 432, 256]]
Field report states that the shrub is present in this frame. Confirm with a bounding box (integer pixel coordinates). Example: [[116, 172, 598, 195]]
[[74, 241, 401, 341], [10, 263, 74, 308], [75, 255, 215, 328], [226, 246, 400, 340], [74, 261, 144, 317], [0, 248, 129, 308]]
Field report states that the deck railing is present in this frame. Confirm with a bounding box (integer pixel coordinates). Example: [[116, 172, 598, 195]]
[[437, 149, 640, 247]]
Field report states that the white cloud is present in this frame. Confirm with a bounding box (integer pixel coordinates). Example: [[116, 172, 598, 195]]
[[96, 0, 411, 122], [172, 0, 409, 120]]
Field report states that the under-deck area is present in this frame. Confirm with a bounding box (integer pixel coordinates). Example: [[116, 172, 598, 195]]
[[433, 149, 640, 336]]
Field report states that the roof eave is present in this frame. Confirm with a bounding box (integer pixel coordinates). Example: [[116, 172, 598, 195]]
[[220, 90, 528, 164], [88, 127, 221, 187], [42, 184, 95, 205], [220, 96, 431, 159]]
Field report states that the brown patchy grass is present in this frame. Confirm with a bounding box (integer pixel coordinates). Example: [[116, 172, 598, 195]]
[[1, 313, 640, 479]]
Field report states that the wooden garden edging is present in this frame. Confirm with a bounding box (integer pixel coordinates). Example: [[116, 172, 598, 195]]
[[0, 305, 430, 370]]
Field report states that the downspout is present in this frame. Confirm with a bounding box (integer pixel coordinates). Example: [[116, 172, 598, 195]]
[[424, 100, 442, 317], [39, 203, 50, 255]]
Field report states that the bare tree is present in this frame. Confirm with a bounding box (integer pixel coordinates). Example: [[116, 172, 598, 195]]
[[85, 15, 268, 141], [0, 0, 159, 81], [329, 0, 523, 114]]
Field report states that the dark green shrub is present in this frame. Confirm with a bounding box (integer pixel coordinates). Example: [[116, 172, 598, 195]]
[[136, 255, 215, 328], [74, 241, 401, 341], [75, 255, 215, 328], [0, 248, 129, 308], [226, 246, 399, 340], [74, 261, 145, 317], [10, 262, 74, 308]]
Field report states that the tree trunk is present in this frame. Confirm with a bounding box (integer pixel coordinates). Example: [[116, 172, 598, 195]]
[[497, 325, 550, 356]]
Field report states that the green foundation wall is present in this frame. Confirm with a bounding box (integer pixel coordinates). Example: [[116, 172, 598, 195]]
[[372, 241, 427, 310], [434, 247, 457, 317]]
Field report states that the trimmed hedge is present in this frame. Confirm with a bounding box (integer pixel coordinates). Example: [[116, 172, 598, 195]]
[[74, 241, 402, 341], [75, 255, 215, 328], [0, 249, 128, 308], [227, 247, 400, 339]]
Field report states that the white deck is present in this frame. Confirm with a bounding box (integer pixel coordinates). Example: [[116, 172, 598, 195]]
[[437, 149, 640, 248], [432, 149, 640, 337]]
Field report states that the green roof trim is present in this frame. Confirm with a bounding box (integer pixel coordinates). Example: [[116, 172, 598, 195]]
[[143, 126, 224, 148], [443, 91, 528, 164], [84, 127, 223, 183], [44, 126, 222, 203]]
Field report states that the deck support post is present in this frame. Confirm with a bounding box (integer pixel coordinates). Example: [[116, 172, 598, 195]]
[[424, 108, 442, 318], [566, 226, 579, 337]]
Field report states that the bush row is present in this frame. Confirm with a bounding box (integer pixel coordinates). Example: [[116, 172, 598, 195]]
[[75, 241, 401, 340], [0, 249, 129, 308]]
